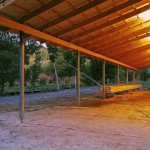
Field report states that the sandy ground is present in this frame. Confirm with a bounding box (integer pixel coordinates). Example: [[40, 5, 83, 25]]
[[0, 90, 150, 150]]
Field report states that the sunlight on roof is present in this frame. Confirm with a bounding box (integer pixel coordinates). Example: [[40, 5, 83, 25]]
[[146, 36, 150, 41], [138, 10, 150, 21]]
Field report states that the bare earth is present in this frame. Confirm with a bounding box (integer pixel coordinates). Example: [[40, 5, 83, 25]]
[[0, 90, 150, 150]]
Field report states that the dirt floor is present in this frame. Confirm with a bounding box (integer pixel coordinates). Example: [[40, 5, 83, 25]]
[[0, 90, 150, 150]]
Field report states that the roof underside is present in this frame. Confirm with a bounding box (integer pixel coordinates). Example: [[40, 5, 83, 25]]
[[0, 0, 150, 70]]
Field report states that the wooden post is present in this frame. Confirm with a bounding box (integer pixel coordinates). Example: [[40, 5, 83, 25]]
[[19, 31, 25, 123], [102, 60, 106, 99], [77, 51, 80, 105], [117, 64, 120, 85], [126, 68, 128, 85]]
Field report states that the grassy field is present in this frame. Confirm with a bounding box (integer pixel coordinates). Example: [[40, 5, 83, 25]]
[[140, 79, 150, 89]]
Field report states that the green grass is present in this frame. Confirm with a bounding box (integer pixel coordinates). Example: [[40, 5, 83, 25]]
[[140, 79, 150, 89]]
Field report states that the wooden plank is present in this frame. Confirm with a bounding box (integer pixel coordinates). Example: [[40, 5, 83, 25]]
[[100, 84, 142, 94], [38, 0, 107, 31], [93, 32, 150, 54], [99, 41, 150, 57], [113, 44, 150, 59], [137, 64, 150, 69], [121, 53, 150, 63], [85, 24, 150, 50], [131, 58, 150, 67], [73, 19, 143, 45], [17, 0, 65, 23], [53, 0, 143, 37], [0, 16, 137, 70]]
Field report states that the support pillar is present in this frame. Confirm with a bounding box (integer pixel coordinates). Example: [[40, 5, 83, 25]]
[[117, 64, 120, 85], [102, 60, 106, 99], [19, 31, 25, 123], [126, 68, 128, 85], [77, 51, 80, 105]]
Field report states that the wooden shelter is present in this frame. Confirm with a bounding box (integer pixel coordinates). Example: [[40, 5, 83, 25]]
[[0, 0, 150, 122]]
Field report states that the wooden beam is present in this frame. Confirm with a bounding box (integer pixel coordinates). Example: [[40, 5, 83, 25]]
[[17, 0, 65, 23], [73, 18, 143, 45], [38, 0, 107, 31], [131, 58, 150, 65], [85, 24, 150, 50], [93, 32, 150, 54], [121, 53, 150, 63], [0, 16, 137, 70], [113, 44, 150, 59], [53, 0, 143, 37], [131, 59, 150, 67], [135, 63, 150, 69], [100, 40, 150, 57], [77, 51, 80, 105], [137, 64, 150, 69]]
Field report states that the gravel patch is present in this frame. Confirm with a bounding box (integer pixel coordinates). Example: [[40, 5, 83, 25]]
[[0, 86, 99, 105]]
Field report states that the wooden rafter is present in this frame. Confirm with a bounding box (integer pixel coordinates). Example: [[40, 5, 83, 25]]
[[75, 18, 143, 45], [53, 0, 145, 37], [38, 0, 107, 31], [103, 40, 150, 58], [84, 22, 150, 50], [92, 32, 150, 53], [14, 0, 65, 23], [114, 44, 150, 59]]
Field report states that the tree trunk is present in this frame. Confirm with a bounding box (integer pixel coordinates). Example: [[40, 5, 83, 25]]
[[53, 63, 60, 90]]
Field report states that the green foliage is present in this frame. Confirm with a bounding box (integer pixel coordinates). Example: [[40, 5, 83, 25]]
[[90, 58, 102, 83], [0, 31, 19, 95], [25, 39, 42, 91], [140, 68, 150, 81]]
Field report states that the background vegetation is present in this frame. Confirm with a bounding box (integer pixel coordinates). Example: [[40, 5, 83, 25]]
[[0, 31, 150, 95]]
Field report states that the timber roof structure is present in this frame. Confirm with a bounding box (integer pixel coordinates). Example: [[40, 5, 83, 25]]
[[0, 0, 150, 70]]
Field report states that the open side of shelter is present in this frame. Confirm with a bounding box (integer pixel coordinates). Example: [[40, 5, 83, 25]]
[[0, 0, 150, 122]]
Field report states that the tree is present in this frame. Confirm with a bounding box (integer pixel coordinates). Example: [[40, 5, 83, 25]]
[[0, 31, 19, 95], [90, 58, 102, 83], [47, 45, 60, 90], [140, 68, 150, 81], [25, 39, 42, 91]]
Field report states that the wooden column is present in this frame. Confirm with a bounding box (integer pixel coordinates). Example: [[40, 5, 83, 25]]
[[126, 68, 128, 85], [77, 51, 80, 105], [102, 60, 106, 99], [19, 31, 25, 123], [117, 64, 120, 85]]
